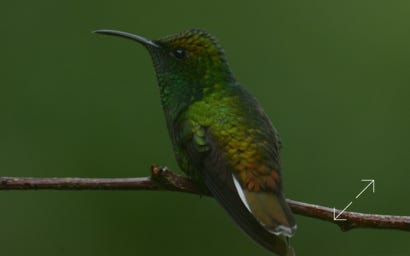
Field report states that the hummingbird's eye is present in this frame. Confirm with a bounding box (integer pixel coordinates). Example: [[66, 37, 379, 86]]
[[172, 48, 187, 60]]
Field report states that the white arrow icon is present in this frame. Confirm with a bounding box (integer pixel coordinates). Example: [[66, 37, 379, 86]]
[[333, 179, 376, 222]]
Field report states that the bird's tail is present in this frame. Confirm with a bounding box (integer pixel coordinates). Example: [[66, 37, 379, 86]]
[[286, 247, 295, 256], [285, 237, 295, 256], [267, 235, 295, 256]]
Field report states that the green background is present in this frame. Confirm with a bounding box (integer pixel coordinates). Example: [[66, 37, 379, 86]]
[[1, 1, 409, 255]]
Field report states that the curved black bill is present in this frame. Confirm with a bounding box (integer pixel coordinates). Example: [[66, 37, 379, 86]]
[[93, 29, 159, 48]]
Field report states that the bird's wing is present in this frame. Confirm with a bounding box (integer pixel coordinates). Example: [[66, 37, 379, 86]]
[[229, 117, 296, 237], [178, 118, 295, 255], [229, 89, 296, 237]]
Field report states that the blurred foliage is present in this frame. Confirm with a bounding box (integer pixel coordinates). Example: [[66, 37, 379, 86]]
[[0, 0, 409, 255]]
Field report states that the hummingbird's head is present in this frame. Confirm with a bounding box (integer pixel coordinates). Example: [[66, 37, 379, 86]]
[[95, 29, 234, 115], [150, 29, 233, 84], [95, 29, 234, 85]]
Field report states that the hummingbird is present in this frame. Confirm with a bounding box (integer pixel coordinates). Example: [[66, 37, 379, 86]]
[[95, 29, 297, 255]]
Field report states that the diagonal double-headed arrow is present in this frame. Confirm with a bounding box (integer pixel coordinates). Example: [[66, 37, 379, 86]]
[[333, 179, 375, 221]]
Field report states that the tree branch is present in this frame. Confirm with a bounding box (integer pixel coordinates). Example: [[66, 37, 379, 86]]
[[1, 165, 409, 232]]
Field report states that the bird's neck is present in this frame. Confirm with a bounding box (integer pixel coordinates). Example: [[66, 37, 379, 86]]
[[157, 72, 235, 122]]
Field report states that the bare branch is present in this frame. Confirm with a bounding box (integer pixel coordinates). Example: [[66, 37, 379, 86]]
[[1, 165, 409, 232]]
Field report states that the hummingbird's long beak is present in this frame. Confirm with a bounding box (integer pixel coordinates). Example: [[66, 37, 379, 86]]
[[93, 29, 159, 48]]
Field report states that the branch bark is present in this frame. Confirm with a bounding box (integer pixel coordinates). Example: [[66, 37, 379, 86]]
[[1, 165, 409, 232]]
